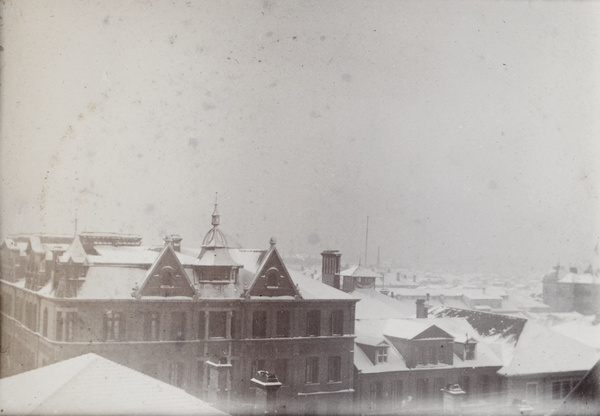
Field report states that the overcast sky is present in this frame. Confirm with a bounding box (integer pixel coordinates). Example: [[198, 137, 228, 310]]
[[1, 1, 599, 275]]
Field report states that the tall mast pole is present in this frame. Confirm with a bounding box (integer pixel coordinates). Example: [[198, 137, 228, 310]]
[[364, 216, 369, 267]]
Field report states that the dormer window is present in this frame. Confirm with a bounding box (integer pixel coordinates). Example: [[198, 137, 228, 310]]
[[465, 343, 475, 360], [376, 346, 388, 363], [266, 267, 280, 288]]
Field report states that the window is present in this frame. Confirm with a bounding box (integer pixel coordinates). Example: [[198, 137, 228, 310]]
[[328, 356, 342, 382], [526, 382, 538, 403], [230, 311, 238, 339], [306, 357, 319, 384], [306, 310, 321, 337], [433, 377, 445, 404], [276, 310, 291, 337], [144, 312, 160, 341], [171, 312, 186, 340], [369, 382, 382, 410], [266, 268, 280, 287], [465, 343, 475, 360], [376, 347, 388, 363], [197, 361, 205, 388], [56, 311, 63, 341], [437, 344, 445, 363], [198, 311, 207, 339], [42, 308, 48, 337], [65, 312, 76, 341], [160, 267, 175, 287], [428, 345, 438, 364], [480, 374, 490, 396], [252, 311, 267, 338], [169, 362, 184, 388], [331, 310, 343, 335], [209, 311, 226, 338], [416, 378, 429, 404], [274, 359, 288, 385], [104, 311, 124, 341], [459, 375, 470, 395], [552, 380, 576, 400], [419, 347, 427, 365], [392, 380, 404, 406]]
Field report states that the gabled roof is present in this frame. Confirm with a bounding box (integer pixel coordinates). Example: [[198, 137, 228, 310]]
[[355, 335, 390, 347], [0, 353, 228, 415], [498, 322, 600, 377], [383, 319, 453, 341], [340, 265, 382, 278], [59, 235, 87, 263], [136, 244, 196, 298], [245, 244, 301, 298], [354, 341, 410, 374]]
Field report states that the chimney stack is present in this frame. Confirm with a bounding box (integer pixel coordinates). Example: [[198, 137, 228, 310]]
[[321, 250, 341, 290], [416, 299, 428, 319]]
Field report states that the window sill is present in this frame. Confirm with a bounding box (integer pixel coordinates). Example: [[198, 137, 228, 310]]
[[327, 381, 343, 385]]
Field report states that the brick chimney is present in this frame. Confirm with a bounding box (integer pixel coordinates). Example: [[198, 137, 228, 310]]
[[163, 234, 182, 252], [321, 250, 341, 290], [416, 299, 428, 318]]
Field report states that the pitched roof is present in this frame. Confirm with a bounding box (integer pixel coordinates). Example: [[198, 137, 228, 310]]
[[59, 235, 87, 263], [0, 353, 228, 415], [498, 322, 600, 376], [340, 265, 382, 278]]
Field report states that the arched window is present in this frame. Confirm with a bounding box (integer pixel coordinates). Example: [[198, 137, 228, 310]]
[[266, 268, 280, 288], [160, 267, 175, 287]]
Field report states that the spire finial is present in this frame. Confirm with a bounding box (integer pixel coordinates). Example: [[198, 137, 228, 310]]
[[211, 192, 220, 227], [74, 209, 78, 236]]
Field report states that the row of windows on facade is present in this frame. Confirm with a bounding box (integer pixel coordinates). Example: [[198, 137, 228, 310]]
[[365, 374, 493, 412], [42, 308, 346, 342], [522, 379, 580, 403], [140, 354, 343, 393], [372, 342, 472, 366]]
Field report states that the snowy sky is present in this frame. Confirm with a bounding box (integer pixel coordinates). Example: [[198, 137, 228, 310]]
[[1, 1, 599, 274]]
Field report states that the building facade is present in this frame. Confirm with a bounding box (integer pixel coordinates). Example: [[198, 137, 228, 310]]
[[0, 207, 357, 415]]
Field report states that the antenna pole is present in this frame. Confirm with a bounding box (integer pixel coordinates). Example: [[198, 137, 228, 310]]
[[364, 216, 369, 267]]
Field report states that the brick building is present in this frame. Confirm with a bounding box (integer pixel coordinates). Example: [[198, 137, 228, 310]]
[[0, 206, 357, 415]]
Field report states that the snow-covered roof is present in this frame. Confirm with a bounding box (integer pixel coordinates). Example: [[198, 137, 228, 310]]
[[498, 321, 600, 376], [291, 272, 355, 300], [0, 353, 228, 415], [354, 340, 410, 374], [547, 315, 600, 351], [78, 267, 147, 299], [196, 247, 241, 267], [353, 289, 416, 320], [340, 265, 382, 278], [559, 273, 600, 285], [354, 318, 502, 373]]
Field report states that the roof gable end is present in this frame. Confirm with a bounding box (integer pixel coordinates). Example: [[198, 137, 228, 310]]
[[136, 244, 196, 298]]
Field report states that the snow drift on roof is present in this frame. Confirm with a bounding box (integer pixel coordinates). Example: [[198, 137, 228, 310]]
[[498, 321, 600, 376], [0, 353, 228, 415]]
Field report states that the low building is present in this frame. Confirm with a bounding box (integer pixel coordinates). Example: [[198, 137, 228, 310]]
[[0, 353, 228, 415], [353, 317, 503, 415], [543, 266, 600, 315], [0, 206, 358, 415], [433, 306, 600, 415]]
